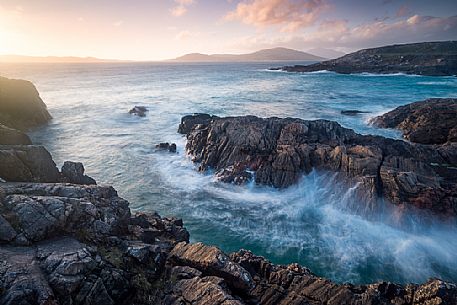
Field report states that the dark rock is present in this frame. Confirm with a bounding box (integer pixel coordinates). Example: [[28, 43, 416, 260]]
[[0, 124, 32, 145], [371, 98, 457, 144], [129, 106, 148, 117], [274, 41, 457, 76], [178, 113, 218, 134], [341, 110, 370, 116], [0, 76, 52, 130], [155, 142, 177, 153], [0, 145, 60, 182], [61, 161, 97, 185], [182, 114, 457, 216]]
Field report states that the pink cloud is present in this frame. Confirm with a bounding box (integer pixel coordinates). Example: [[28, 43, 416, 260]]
[[225, 0, 329, 32], [170, 0, 195, 17]]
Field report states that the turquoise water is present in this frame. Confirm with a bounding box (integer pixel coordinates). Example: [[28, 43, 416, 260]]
[[1, 62, 457, 284]]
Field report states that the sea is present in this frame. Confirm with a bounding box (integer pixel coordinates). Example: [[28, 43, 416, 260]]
[[1, 61, 457, 284]]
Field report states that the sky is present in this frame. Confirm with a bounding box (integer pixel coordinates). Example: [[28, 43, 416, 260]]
[[0, 0, 456, 60]]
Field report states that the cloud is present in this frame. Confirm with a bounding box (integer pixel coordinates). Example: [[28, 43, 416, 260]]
[[171, 0, 195, 17], [396, 5, 410, 18], [113, 20, 124, 27], [175, 30, 200, 40], [225, 0, 328, 32], [227, 14, 457, 52]]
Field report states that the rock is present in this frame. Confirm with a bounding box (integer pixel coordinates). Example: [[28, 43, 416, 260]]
[[129, 106, 148, 117], [341, 110, 370, 116], [181, 114, 457, 216], [178, 113, 218, 134], [169, 242, 254, 292], [0, 123, 32, 145], [0, 76, 52, 130], [155, 142, 177, 153], [371, 98, 457, 144], [274, 41, 457, 76], [0, 145, 60, 182], [0, 181, 456, 304], [61, 161, 97, 185]]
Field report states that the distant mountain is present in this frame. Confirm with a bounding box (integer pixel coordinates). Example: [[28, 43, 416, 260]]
[[276, 41, 457, 76], [171, 47, 326, 62], [0, 55, 129, 63], [306, 48, 346, 59]]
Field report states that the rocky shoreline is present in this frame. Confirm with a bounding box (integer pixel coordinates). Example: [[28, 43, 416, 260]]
[[272, 41, 457, 76], [1, 76, 457, 304]]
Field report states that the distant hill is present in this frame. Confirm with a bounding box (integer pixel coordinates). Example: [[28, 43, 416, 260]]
[[276, 41, 457, 76], [0, 55, 129, 63], [171, 47, 326, 62], [306, 48, 346, 59]]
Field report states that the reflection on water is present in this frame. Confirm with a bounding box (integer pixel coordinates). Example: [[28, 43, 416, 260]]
[[1, 62, 457, 284]]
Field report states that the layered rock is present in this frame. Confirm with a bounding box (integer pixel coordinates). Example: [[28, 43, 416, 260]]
[[0, 76, 52, 130], [273, 41, 457, 76], [0, 123, 32, 145], [371, 98, 457, 145], [180, 114, 457, 216], [1, 181, 456, 305]]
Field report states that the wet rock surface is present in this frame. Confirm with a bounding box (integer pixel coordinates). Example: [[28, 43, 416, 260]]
[[274, 41, 457, 76], [1, 180, 456, 304], [371, 98, 457, 145], [181, 111, 457, 216], [156, 142, 177, 153]]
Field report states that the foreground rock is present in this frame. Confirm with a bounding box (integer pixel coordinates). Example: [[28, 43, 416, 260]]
[[0, 123, 32, 145], [1, 181, 456, 305], [273, 41, 457, 76], [371, 98, 457, 145], [180, 113, 457, 216], [0, 76, 52, 130]]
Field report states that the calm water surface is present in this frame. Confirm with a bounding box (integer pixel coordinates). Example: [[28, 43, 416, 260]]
[[1, 62, 457, 284]]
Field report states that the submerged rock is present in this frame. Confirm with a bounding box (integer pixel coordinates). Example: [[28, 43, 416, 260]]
[[129, 106, 148, 117], [371, 98, 457, 145], [155, 142, 177, 153], [0, 76, 52, 130], [274, 41, 457, 76], [341, 110, 370, 116], [180, 113, 457, 216]]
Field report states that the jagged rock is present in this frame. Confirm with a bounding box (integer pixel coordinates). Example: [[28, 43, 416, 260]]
[[156, 142, 177, 153], [181, 114, 457, 216], [0, 145, 60, 182], [61, 161, 97, 185], [0, 124, 32, 145], [274, 41, 457, 76], [129, 106, 148, 117], [371, 98, 457, 145], [178, 113, 218, 134], [169, 242, 254, 292], [0, 76, 52, 130]]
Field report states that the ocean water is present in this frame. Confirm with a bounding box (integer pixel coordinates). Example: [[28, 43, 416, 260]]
[[1, 62, 457, 284]]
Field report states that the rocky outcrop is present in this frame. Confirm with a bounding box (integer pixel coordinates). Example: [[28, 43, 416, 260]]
[[0, 145, 61, 182], [178, 113, 218, 134], [371, 98, 457, 145], [180, 114, 457, 216], [0, 123, 32, 145], [1, 181, 456, 305], [273, 41, 457, 76], [0, 76, 52, 130], [61, 161, 97, 185]]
